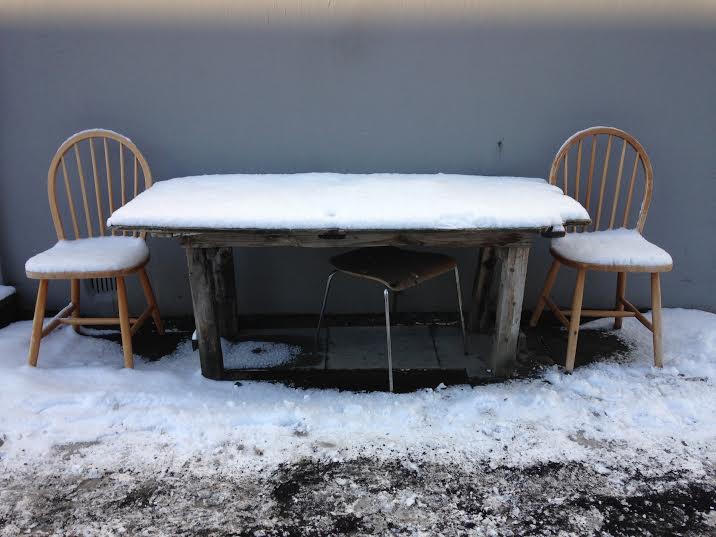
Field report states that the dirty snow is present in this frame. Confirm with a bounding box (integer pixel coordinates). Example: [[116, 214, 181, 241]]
[[25, 236, 149, 274], [107, 173, 590, 231], [551, 228, 673, 267], [0, 309, 715, 534], [0, 285, 14, 301]]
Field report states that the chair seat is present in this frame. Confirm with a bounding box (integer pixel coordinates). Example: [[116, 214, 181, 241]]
[[330, 246, 456, 291], [550, 228, 673, 272], [26, 236, 149, 279]]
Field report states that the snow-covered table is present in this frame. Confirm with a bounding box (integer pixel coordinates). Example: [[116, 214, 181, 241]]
[[109, 173, 589, 380]]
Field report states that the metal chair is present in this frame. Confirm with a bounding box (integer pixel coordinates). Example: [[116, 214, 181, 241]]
[[315, 246, 467, 391]]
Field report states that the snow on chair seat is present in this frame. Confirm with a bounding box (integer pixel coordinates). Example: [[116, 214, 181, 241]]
[[550, 228, 672, 272], [25, 236, 149, 279]]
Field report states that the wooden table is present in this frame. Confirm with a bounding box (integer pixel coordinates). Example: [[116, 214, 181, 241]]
[[108, 173, 589, 380]]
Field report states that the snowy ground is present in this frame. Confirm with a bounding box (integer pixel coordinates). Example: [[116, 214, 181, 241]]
[[1, 309, 715, 535]]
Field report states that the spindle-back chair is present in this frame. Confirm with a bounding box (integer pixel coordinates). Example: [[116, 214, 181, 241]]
[[26, 129, 164, 369], [530, 127, 672, 371]]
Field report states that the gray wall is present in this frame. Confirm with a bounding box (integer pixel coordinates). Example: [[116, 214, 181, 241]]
[[1, 17, 715, 317]]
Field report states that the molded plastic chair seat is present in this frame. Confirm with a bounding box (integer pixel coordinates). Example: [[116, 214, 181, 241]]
[[26, 236, 150, 279], [330, 246, 457, 292], [550, 228, 673, 272]]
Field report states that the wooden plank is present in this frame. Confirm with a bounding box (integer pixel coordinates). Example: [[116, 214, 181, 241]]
[[175, 228, 556, 248], [108, 225, 590, 249], [209, 247, 240, 340], [183, 229, 537, 248], [490, 245, 530, 377], [186, 247, 224, 380]]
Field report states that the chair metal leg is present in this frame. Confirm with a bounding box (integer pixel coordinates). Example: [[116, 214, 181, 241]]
[[384, 288, 394, 392], [315, 270, 337, 352], [454, 267, 468, 354]]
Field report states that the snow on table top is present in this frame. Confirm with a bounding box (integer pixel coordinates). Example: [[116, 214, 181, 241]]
[[551, 228, 673, 268], [107, 173, 589, 231]]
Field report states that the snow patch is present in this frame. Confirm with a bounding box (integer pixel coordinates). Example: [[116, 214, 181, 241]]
[[0, 285, 15, 301]]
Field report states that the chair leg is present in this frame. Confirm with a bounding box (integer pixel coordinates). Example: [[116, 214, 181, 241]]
[[529, 260, 561, 327], [27, 280, 48, 367], [384, 288, 394, 392], [651, 273, 664, 368], [454, 267, 468, 354], [314, 271, 337, 352], [71, 279, 81, 333], [565, 269, 586, 372], [614, 272, 626, 329], [138, 268, 164, 335], [116, 277, 134, 369]]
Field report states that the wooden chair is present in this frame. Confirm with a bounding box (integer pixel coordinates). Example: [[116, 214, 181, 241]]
[[315, 246, 467, 391], [25, 129, 164, 368], [530, 127, 672, 371]]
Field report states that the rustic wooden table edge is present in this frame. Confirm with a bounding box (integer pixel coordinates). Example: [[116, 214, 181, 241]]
[[110, 221, 589, 382]]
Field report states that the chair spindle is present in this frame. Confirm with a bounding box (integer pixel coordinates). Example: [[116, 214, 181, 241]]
[[609, 138, 628, 229], [73, 144, 93, 237], [594, 134, 613, 230], [60, 156, 80, 239], [89, 139, 105, 235]]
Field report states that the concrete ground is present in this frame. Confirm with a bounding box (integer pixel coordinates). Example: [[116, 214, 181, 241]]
[[124, 312, 629, 391]]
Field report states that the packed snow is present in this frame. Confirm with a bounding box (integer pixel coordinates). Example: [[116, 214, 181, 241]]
[[0, 308, 714, 482], [25, 236, 149, 275], [107, 173, 590, 231], [0, 285, 14, 301], [551, 228, 673, 267]]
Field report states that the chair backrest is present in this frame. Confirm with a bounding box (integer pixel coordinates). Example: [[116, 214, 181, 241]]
[[549, 126, 653, 233], [47, 129, 153, 240]]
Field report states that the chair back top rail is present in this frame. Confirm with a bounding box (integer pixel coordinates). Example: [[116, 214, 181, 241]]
[[48, 129, 153, 240], [549, 126, 653, 233]]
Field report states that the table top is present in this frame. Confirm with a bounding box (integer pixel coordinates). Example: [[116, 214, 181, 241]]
[[108, 173, 589, 233]]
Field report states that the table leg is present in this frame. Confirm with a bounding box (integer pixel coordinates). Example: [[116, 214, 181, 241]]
[[210, 247, 240, 340], [186, 246, 224, 380], [490, 245, 530, 377], [468, 246, 495, 333]]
